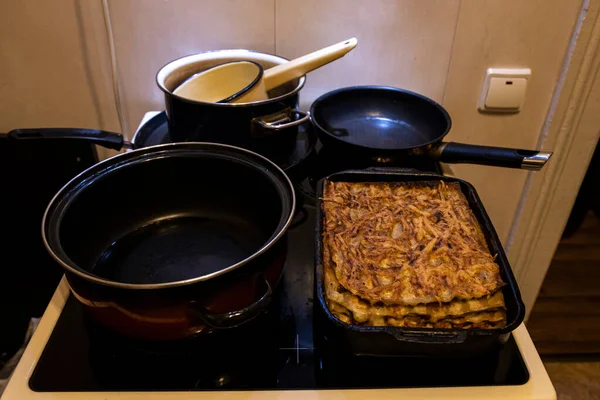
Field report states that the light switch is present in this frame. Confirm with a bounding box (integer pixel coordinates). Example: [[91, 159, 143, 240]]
[[478, 68, 531, 113], [485, 77, 527, 109]]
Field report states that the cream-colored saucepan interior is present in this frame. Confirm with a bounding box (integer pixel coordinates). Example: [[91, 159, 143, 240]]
[[173, 38, 358, 103]]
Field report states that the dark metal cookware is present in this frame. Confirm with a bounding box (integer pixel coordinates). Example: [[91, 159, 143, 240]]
[[42, 143, 295, 341], [128, 111, 318, 184], [311, 86, 552, 170], [8, 116, 318, 185], [156, 50, 310, 155], [315, 168, 525, 357]]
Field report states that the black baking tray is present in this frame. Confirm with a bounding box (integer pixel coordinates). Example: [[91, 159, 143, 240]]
[[314, 168, 525, 357]]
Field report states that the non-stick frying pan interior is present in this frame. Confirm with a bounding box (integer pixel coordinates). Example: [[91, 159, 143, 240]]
[[55, 152, 286, 285], [311, 87, 451, 151]]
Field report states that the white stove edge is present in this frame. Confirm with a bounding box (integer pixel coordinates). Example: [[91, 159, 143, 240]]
[[2, 277, 556, 400], [130, 111, 161, 145]]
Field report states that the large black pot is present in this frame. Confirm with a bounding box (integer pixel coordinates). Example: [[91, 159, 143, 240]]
[[42, 143, 295, 341], [156, 50, 309, 157]]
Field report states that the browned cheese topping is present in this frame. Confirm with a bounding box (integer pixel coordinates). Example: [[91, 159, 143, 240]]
[[322, 180, 506, 329]]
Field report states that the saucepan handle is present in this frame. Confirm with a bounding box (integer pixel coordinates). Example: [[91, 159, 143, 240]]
[[8, 128, 126, 151], [251, 108, 310, 137], [189, 275, 272, 329], [431, 142, 552, 171]]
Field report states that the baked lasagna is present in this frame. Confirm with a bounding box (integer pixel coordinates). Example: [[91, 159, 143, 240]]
[[321, 180, 506, 329]]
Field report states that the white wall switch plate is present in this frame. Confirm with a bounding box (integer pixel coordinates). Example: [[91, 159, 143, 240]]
[[478, 68, 531, 112]]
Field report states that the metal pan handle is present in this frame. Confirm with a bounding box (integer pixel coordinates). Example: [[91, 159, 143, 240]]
[[365, 167, 434, 174], [8, 128, 126, 151], [251, 108, 310, 137], [431, 142, 552, 171], [189, 275, 272, 329], [389, 329, 469, 344]]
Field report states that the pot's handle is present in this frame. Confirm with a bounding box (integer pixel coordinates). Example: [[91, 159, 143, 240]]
[[431, 142, 552, 171], [8, 128, 126, 151], [390, 329, 468, 344], [251, 108, 310, 137], [189, 276, 272, 329]]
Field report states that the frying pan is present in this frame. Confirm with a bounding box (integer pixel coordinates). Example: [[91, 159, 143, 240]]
[[7, 122, 317, 185], [310, 86, 552, 170]]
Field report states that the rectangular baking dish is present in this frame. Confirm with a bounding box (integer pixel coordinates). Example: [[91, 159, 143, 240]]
[[314, 168, 525, 357]]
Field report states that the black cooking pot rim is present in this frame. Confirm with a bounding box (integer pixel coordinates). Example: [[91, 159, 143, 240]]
[[156, 49, 306, 107], [42, 143, 296, 290], [310, 85, 452, 151]]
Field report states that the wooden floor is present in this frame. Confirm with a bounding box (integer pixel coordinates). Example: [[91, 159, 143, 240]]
[[528, 211, 600, 355], [544, 359, 600, 400]]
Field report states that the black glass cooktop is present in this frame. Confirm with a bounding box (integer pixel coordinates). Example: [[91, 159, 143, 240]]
[[28, 137, 528, 392], [29, 204, 529, 392]]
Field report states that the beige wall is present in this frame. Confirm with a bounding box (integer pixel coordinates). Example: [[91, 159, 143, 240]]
[[0, 0, 117, 131], [0, 0, 583, 245], [444, 0, 582, 243]]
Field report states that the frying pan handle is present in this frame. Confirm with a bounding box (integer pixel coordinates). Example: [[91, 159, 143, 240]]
[[189, 276, 272, 329], [432, 142, 552, 171], [8, 128, 126, 151]]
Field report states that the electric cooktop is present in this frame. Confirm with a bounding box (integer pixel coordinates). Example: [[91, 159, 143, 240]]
[[0, 112, 556, 400], [28, 203, 530, 392]]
